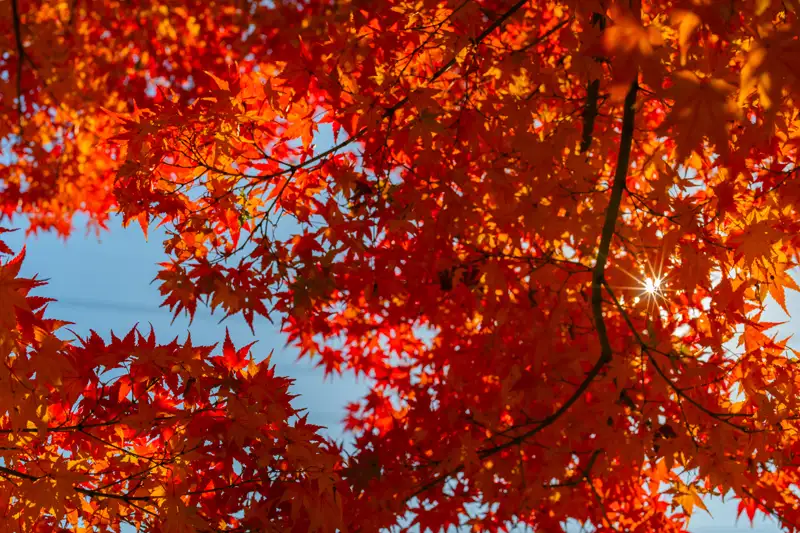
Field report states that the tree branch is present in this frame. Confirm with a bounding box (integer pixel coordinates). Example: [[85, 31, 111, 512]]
[[74, 486, 153, 502], [404, 80, 640, 503], [513, 16, 572, 55], [592, 81, 638, 365], [11, 0, 26, 126], [0, 464, 39, 481], [739, 486, 800, 531], [580, 79, 601, 153], [483, 81, 639, 456], [602, 279, 757, 433], [579, 12, 608, 154]]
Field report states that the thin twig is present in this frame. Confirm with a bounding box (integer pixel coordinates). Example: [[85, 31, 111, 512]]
[[602, 280, 757, 432]]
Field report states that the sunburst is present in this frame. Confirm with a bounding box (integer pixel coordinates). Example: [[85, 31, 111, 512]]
[[614, 251, 673, 316], [643, 275, 664, 296]]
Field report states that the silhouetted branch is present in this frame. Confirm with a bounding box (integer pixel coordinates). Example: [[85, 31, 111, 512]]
[[11, 0, 26, 127], [404, 79, 640, 503]]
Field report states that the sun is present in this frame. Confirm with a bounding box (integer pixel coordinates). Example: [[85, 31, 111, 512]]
[[612, 250, 672, 315], [642, 275, 663, 296], [627, 273, 669, 315]]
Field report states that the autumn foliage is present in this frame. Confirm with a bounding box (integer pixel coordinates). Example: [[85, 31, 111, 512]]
[[5, 0, 800, 531]]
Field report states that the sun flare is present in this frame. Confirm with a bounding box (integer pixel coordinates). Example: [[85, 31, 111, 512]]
[[643, 276, 663, 296], [612, 251, 673, 315]]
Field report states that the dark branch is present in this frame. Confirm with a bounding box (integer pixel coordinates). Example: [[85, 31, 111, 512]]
[[74, 487, 152, 502], [404, 80, 640, 502], [11, 0, 26, 126], [513, 16, 572, 55], [580, 12, 608, 154], [591, 81, 638, 365], [0, 464, 38, 481], [580, 79, 600, 153]]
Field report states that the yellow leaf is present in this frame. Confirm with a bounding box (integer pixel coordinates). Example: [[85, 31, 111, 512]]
[[603, 16, 663, 57], [205, 71, 230, 93], [675, 486, 710, 517], [671, 10, 701, 66], [740, 46, 772, 109]]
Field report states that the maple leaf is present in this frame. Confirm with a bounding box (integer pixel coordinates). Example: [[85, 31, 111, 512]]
[[739, 29, 800, 112], [0, 228, 16, 255], [660, 70, 740, 160], [731, 220, 783, 266], [671, 483, 710, 518], [603, 14, 664, 87], [218, 328, 256, 372], [766, 262, 800, 315], [670, 10, 701, 66], [0, 247, 41, 329], [737, 497, 759, 525]]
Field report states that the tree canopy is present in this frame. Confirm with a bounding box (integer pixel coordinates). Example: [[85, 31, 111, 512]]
[[3, 0, 800, 531]]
